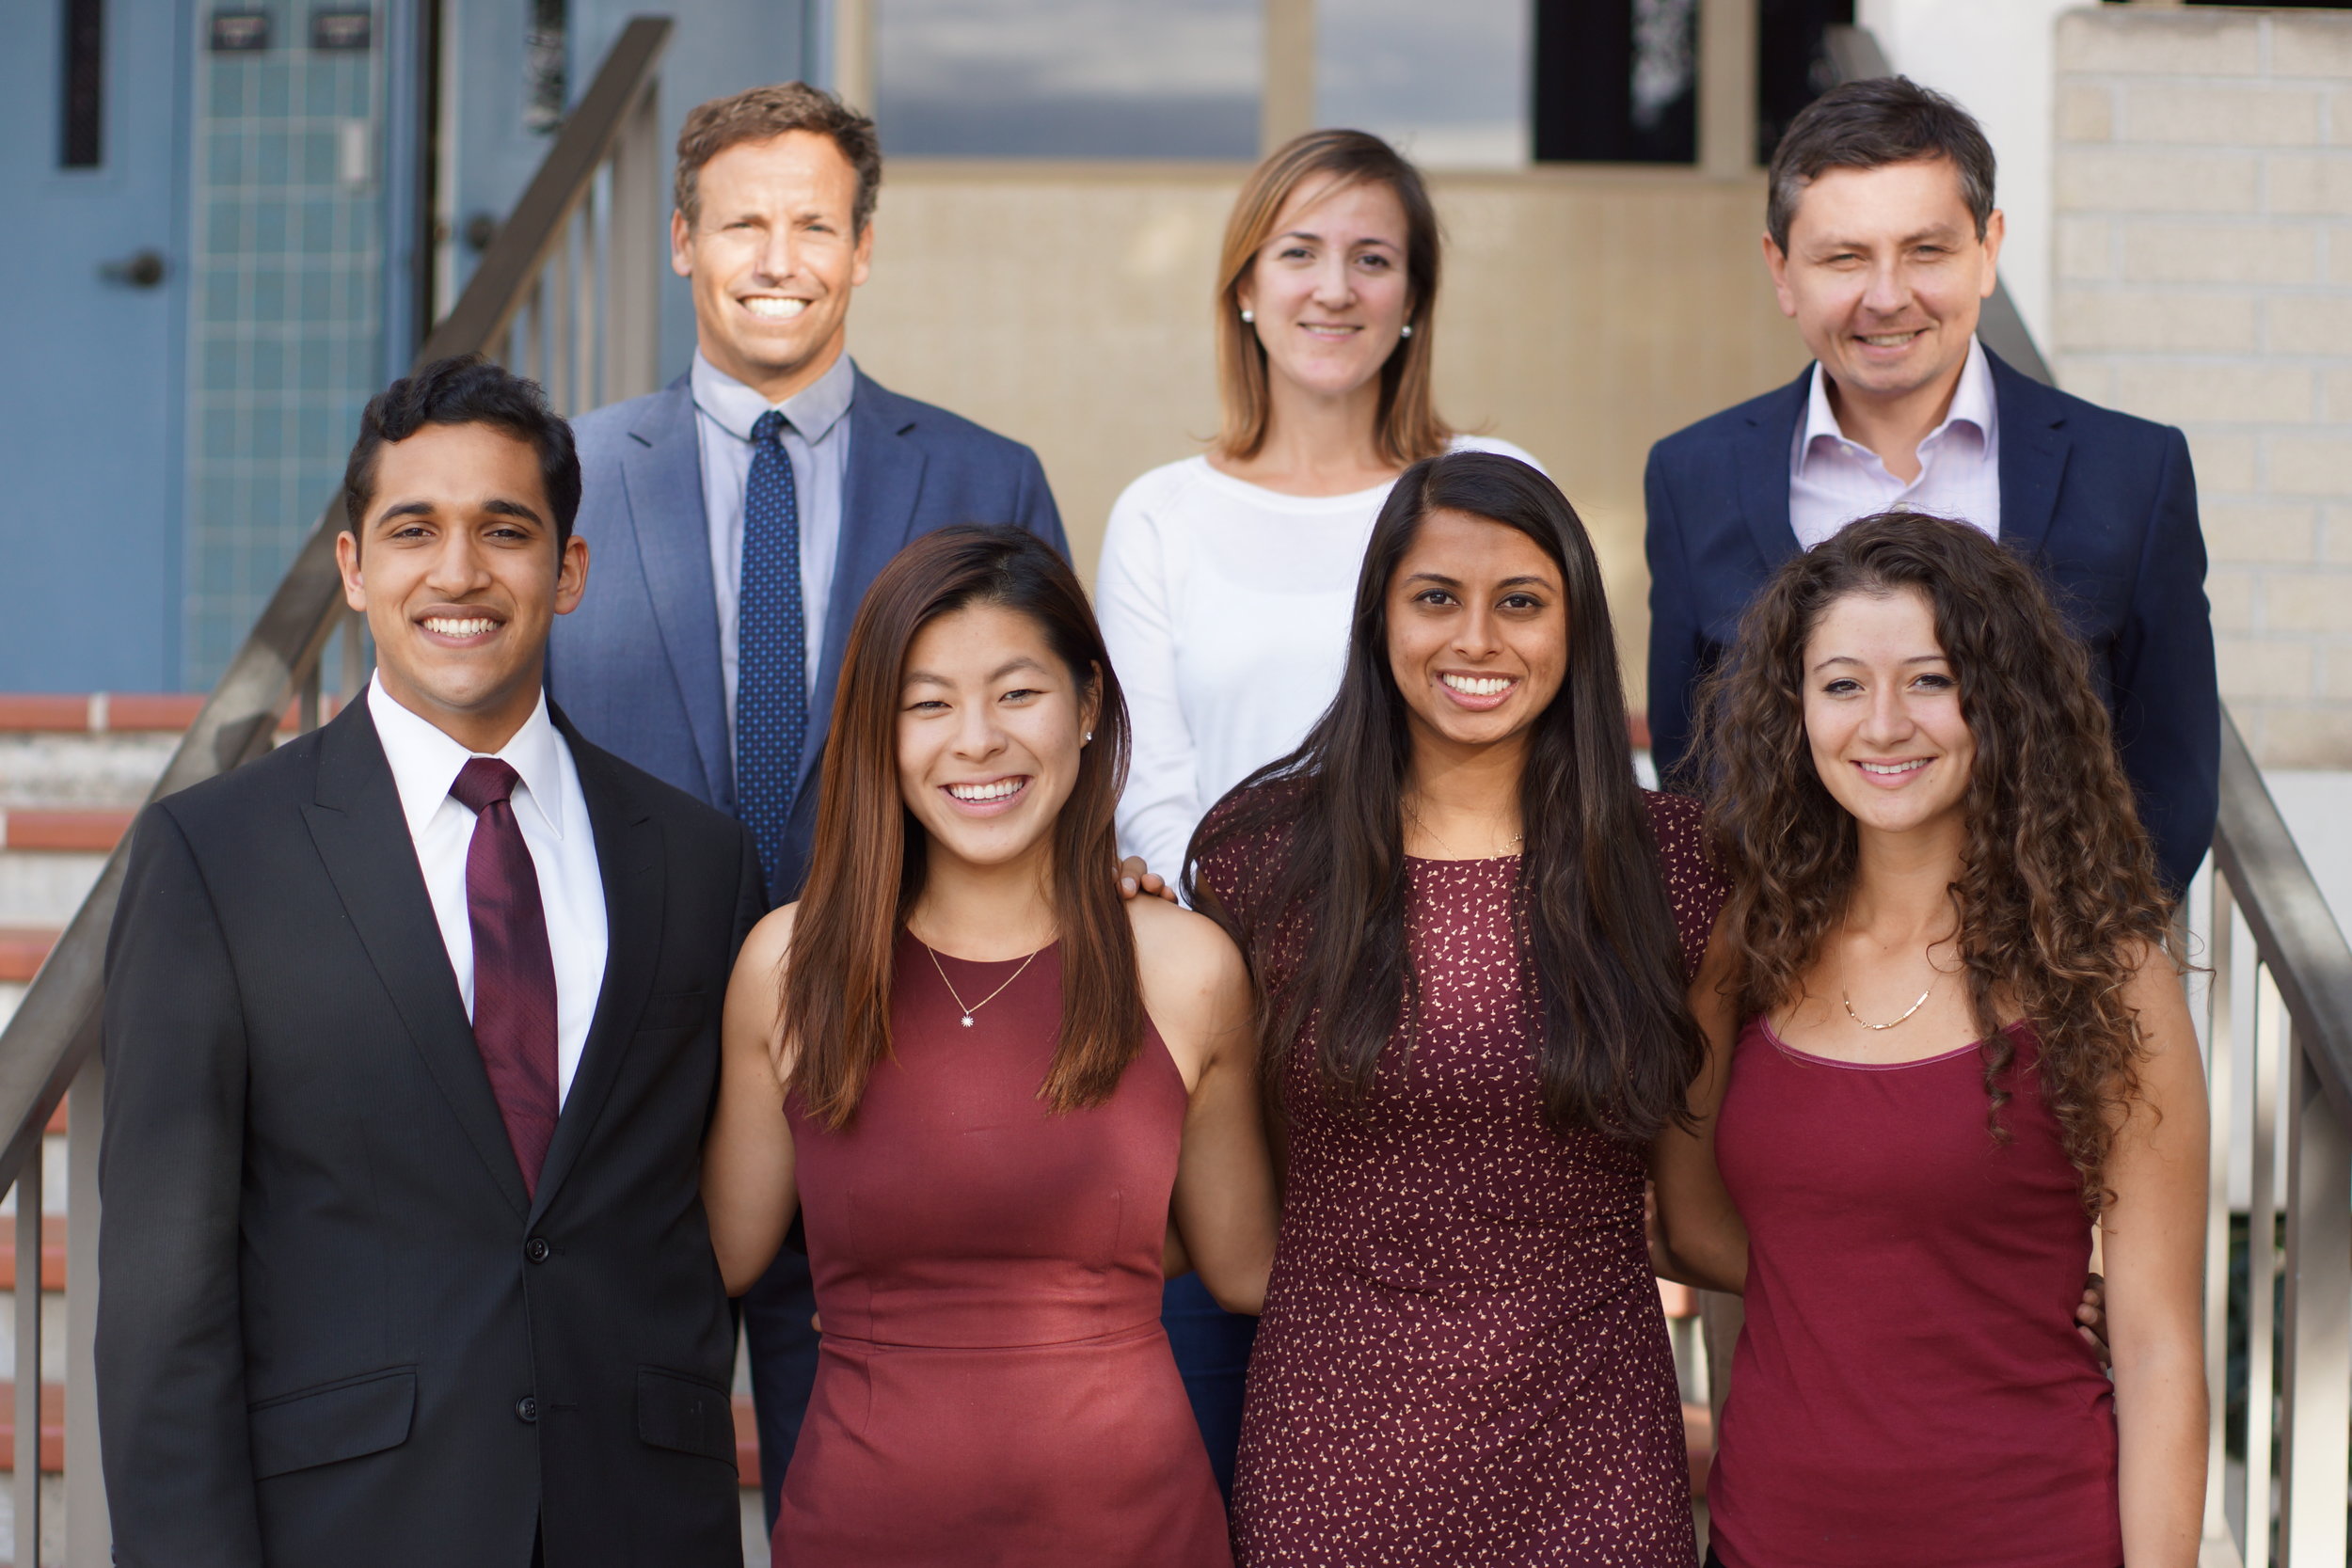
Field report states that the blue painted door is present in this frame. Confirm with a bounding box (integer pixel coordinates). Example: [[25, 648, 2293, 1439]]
[[0, 2, 188, 690]]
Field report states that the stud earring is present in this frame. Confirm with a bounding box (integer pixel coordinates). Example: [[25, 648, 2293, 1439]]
[[1240, 309, 1255, 324], [1083, 731, 1094, 744], [1400, 323, 1414, 338]]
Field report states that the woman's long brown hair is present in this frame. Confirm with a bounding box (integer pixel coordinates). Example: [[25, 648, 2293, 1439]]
[[783, 526, 1143, 1130], [1690, 512, 2177, 1206], [1214, 129, 1452, 467]]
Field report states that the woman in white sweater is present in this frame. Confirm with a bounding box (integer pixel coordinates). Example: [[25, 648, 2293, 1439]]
[[1092, 127, 1537, 1492], [1096, 130, 1538, 888]]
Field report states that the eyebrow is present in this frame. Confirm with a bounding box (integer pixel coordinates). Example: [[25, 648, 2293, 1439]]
[[1811, 222, 1963, 251], [1401, 571, 1557, 591], [1810, 654, 1949, 673], [373, 497, 546, 527], [1277, 229, 1397, 249], [903, 656, 1051, 688]]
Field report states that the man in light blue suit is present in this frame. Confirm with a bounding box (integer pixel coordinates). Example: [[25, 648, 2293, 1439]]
[[549, 81, 1066, 1526]]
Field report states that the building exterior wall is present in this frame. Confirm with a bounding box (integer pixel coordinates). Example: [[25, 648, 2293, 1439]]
[[2053, 6, 2352, 768], [846, 161, 1807, 706]]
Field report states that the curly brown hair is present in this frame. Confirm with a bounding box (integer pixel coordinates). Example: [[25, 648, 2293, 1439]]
[[1690, 512, 2176, 1206]]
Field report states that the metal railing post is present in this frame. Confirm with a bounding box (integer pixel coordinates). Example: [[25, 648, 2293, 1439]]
[[15, 1156, 40, 1566], [605, 78, 663, 402], [2277, 1024, 2351, 1568], [2201, 872, 2236, 1557], [64, 1057, 103, 1567], [2245, 966, 2283, 1568]]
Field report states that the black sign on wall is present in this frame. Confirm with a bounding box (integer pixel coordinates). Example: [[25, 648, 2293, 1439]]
[[208, 8, 270, 52]]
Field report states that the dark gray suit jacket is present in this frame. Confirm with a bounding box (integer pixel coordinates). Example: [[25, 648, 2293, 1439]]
[[97, 698, 764, 1567], [550, 365, 1068, 901]]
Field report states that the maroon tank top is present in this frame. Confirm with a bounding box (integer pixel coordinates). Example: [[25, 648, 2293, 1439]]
[[1708, 1016, 2122, 1568]]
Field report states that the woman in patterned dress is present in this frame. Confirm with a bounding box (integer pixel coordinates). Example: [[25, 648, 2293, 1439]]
[[1185, 451, 1725, 1566]]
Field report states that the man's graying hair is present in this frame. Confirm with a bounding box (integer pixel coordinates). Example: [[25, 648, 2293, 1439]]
[[1766, 76, 1996, 254]]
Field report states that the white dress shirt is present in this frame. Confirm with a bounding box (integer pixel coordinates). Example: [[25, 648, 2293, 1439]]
[[1788, 334, 2000, 549], [368, 676, 609, 1103], [1094, 436, 1544, 888], [691, 349, 854, 745]]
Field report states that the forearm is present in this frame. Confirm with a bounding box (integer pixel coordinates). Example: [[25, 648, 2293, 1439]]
[[701, 1102, 795, 1293], [2114, 1339, 2206, 1567]]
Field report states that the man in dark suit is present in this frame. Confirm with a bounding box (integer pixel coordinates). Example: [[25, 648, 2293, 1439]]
[[99, 358, 759, 1567], [1645, 77, 2217, 891], [547, 83, 1066, 1516]]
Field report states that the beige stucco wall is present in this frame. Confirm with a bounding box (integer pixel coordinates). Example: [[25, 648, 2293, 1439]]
[[2053, 6, 2352, 768], [843, 161, 1807, 711]]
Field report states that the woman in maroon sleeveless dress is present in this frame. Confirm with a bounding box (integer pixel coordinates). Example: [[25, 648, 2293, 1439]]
[[701, 528, 1278, 1567], [1187, 451, 1726, 1565], [1649, 514, 2209, 1568]]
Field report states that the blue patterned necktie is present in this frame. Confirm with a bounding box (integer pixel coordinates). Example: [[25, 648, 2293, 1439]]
[[738, 407, 805, 901]]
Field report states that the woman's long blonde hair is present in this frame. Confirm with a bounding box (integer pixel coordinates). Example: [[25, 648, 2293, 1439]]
[[1214, 130, 1452, 467]]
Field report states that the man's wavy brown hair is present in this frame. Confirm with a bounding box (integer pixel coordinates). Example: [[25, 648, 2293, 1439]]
[[1689, 512, 2176, 1206]]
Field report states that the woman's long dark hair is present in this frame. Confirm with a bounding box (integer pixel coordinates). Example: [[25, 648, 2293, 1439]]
[[1186, 451, 1705, 1138], [784, 526, 1143, 1129], [1690, 512, 2175, 1206]]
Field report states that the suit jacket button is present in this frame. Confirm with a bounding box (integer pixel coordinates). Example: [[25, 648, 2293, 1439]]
[[525, 1237, 551, 1263], [516, 1396, 539, 1423]]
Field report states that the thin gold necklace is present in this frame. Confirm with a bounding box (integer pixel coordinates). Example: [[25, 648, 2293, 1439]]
[[921, 940, 1042, 1028], [1842, 970, 1936, 1031], [1405, 802, 1522, 859]]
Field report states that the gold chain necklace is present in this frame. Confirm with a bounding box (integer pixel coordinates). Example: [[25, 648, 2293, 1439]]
[[922, 940, 1042, 1028], [1841, 969, 1936, 1031]]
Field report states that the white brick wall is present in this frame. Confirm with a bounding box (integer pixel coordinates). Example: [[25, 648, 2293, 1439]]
[[2054, 7, 2352, 767]]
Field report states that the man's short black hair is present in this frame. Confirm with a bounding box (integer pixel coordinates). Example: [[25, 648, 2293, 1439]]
[[342, 356, 582, 546], [1766, 76, 1997, 255]]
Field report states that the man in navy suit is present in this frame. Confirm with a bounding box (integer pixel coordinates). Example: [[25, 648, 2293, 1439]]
[[548, 82, 1066, 1524], [1645, 77, 2216, 892]]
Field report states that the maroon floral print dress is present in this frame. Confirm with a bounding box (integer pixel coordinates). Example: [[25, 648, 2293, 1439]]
[[1200, 792, 1725, 1567]]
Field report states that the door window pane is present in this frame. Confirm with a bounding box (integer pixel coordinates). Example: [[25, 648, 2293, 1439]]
[[876, 0, 1262, 158]]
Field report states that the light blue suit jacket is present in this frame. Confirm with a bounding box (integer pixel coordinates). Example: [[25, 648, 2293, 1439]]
[[550, 366, 1068, 901]]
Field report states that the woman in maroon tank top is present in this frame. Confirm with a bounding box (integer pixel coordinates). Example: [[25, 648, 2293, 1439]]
[[700, 527, 1278, 1567], [1649, 514, 2208, 1568]]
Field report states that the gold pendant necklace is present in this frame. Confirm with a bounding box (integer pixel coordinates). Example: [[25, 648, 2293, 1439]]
[[923, 940, 1041, 1028]]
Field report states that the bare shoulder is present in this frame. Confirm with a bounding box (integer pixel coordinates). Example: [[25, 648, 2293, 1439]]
[[1126, 896, 1250, 1035], [739, 901, 802, 979]]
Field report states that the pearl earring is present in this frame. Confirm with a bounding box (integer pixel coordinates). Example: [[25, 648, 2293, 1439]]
[[1083, 731, 1094, 744], [1240, 309, 1254, 324], [1400, 323, 1414, 338]]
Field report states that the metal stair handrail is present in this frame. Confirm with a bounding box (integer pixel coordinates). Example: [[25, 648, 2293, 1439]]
[[0, 16, 675, 1194]]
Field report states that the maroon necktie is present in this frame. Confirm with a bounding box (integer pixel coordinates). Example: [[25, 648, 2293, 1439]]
[[451, 757, 559, 1196]]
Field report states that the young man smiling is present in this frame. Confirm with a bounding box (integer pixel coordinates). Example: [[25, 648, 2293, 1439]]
[[1644, 76, 2217, 893], [548, 82, 1068, 1519], [98, 358, 762, 1568]]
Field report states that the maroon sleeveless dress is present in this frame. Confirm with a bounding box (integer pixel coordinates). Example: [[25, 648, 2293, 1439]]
[[772, 935, 1232, 1568], [1708, 1016, 2122, 1568], [1202, 791, 1725, 1567]]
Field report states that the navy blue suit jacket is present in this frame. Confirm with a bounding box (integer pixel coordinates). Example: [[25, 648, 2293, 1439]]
[[1645, 349, 2217, 892], [550, 365, 1068, 901]]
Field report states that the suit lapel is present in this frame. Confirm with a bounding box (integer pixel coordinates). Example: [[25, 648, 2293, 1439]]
[[621, 381, 734, 809], [1736, 368, 1809, 574], [529, 716, 663, 1221], [805, 370, 926, 795], [302, 703, 531, 1219], [1990, 351, 2072, 558]]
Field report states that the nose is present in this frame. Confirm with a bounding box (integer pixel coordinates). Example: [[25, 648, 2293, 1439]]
[[1310, 252, 1355, 309], [950, 699, 1007, 763], [422, 529, 494, 600], [1860, 254, 1910, 318], [1859, 680, 1915, 749], [753, 224, 798, 285], [1454, 602, 1503, 662]]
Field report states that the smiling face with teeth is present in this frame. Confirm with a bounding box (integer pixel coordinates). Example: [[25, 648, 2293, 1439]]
[[1764, 157, 2003, 460], [1384, 507, 1567, 762], [336, 421, 588, 753], [896, 601, 1100, 879], [1802, 585, 1976, 843], [672, 131, 872, 405]]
